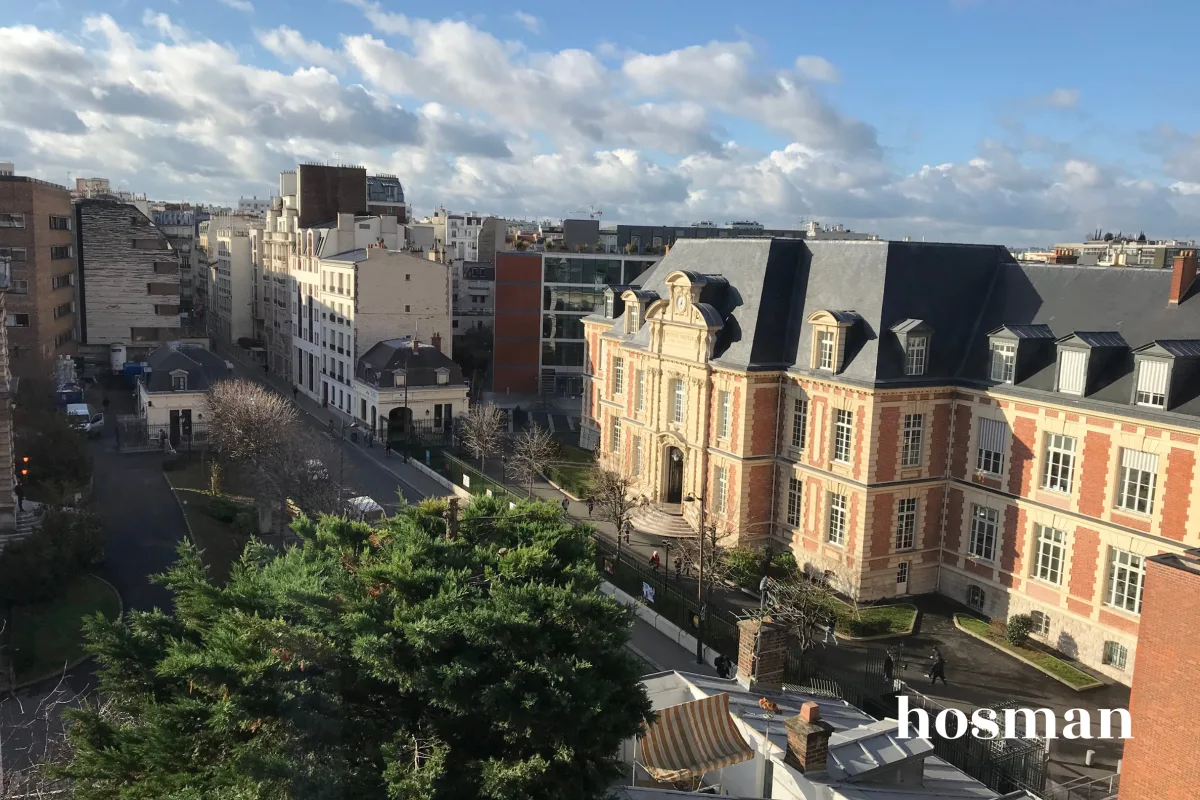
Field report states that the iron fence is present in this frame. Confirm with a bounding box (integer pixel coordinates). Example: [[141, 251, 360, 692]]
[[115, 415, 206, 454], [1044, 773, 1120, 800]]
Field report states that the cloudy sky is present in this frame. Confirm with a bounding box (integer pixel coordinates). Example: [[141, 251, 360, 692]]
[[3, 0, 1200, 244]]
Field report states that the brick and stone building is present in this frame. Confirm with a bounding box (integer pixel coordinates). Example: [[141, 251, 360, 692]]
[[0, 174, 77, 375], [584, 238, 1200, 684]]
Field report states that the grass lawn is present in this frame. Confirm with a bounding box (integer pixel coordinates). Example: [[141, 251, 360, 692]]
[[556, 443, 595, 465], [545, 463, 595, 498], [10, 575, 120, 683], [955, 614, 1100, 688], [165, 458, 254, 583], [835, 603, 917, 637]]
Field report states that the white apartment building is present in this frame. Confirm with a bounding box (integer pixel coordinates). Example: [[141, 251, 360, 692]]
[[1053, 237, 1197, 268], [199, 215, 258, 348], [237, 196, 271, 216], [250, 172, 300, 377], [292, 213, 452, 414], [427, 208, 485, 261]]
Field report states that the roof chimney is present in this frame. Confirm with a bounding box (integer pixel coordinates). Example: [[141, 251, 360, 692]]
[[1169, 250, 1197, 305], [431, 332, 442, 354], [783, 702, 834, 774], [735, 618, 789, 688]]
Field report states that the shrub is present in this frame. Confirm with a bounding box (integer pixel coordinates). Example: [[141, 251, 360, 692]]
[[1005, 613, 1035, 647], [233, 509, 259, 536], [0, 509, 106, 604], [844, 617, 890, 637], [203, 496, 245, 524], [770, 551, 799, 577], [722, 545, 762, 589]]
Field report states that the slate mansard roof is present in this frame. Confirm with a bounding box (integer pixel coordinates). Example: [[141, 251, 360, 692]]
[[355, 338, 464, 388], [143, 344, 232, 393], [588, 238, 1200, 421]]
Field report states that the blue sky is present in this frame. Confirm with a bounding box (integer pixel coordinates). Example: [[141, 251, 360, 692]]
[[4, 0, 1200, 243]]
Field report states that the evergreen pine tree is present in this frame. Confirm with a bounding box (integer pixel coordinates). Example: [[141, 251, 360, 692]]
[[61, 496, 654, 799]]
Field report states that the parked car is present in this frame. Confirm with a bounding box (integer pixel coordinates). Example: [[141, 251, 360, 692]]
[[66, 403, 105, 437]]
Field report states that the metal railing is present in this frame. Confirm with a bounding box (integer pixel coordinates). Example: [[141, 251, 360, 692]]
[[1044, 773, 1120, 800]]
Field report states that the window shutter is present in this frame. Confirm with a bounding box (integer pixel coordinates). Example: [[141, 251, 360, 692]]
[[979, 418, 1008, 453], [1137, 360, 1168, 395], [1058, 349, 1087, 394], [1121, 449, 1158, 474]]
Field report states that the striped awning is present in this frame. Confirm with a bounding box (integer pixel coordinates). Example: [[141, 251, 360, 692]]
[[640, 693, 754, 783]]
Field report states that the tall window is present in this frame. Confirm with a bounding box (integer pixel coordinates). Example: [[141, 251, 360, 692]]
[[635, 370, 645, 411], [610, 418, 621, 452], [1030, 610, 1050, 636], [1057, 349, 1087, 395], [713, 466, 728, 513], [172, 375, 188, 391], [1033, 525, 1065, 585], [1106, 548, 1145, 614], [632, 436, 643, 474], [901, 413, 924, 467], [791, 397, 808, 450], [969, 504, 998, 562], [818, 330, 835, 370], [976, 418, 1008, 475], [1117, 449, 1159, 514], [895, 498, 917, 550], [905, 336, 928, 376], [1042, 434, 1077, 493], [989, 341, 1016, 383], [1135, 359, 1168, 408], [613, 357, 624, 394], [628, 304, 640, 332], [827, 493, 847, 545], [672, 379, 685, 423], [1103, 641, 1128, 671], [786, 477, 802, 527], [833, 409, 853, 464], [718, 391, 731, 439], [604, 294, 614, 318]]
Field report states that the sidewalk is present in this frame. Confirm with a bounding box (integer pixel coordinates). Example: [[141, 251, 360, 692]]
[[628, 618, 717, 677]]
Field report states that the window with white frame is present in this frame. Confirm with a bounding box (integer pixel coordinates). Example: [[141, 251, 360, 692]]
[[635, 370, 645, 412], [1117, 449, 1159, 514], [1030, 610, 1050, 636], [632, 436, 643, 474], [895, 498, 917, 550], [969, 504, 998, 562], [718, 391, 731, 439], [896, 562, 909, 586], [604, 294, 614, 318], [967, 585, 985, 610], [976, 418, 1008, 475], [672, 379, 685, 423], [1106, 548, 1145, 614], [791, 397, 808, 450], [713, 466, 728, 513], [818, 330, 835, 370], [613, 357, 624, 394], [989, 341, 1016, 383], [1135, 359, 1168, 408], [1033, 525, 1065, 585], [833, 409, 853, 463], [610, 417, 621, 452], [827, 493, 847, 545], [628, 303, 640, 333], [1042, 434, 1077, 493], [905, 336, 928, 376], [1057, 349, 1087, 395], [1102, 641, 1128, 670], [786, 477, 802, 527], [901, 413, 924, 467], [172, 374, 188, 391]]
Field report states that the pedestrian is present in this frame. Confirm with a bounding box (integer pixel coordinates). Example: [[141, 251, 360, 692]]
[[823, 616, 838, 646], [384, 440, 392, 458], [883, 652, 895, 683], [560, 497, 570, 513], [102, 395, 110, 411], [683, 556, 694, 577], [649, 550, 661, 571], [714, 654, 731, 679], [586, 497, 594, 517], [928, 646, 947, 687], [622, 520, 632, 543], [14, 481, 24, 512], [674, 556, 682, 581], [293, 385, 299, 401]]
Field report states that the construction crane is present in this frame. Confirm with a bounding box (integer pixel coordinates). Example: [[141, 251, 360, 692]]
[[563, 205, 603, 221]]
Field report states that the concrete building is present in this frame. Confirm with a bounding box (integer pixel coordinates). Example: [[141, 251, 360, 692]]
[[353, 336, 467, 441], [237, 196, 271, 216], [251, 171, 300, 377], [72, 177, 110, 199], [477, 216, 506, 264], [1052, 236, 1196, 269], [493, 251, 659, 400], [152, 209, 198, 316], [75, 199, 180, 354], [136, 342, 233, 445], [0, 174, 77, 374], [451, 260, 494, 334], [427, 208, 485, 261], [199, 215, 257, 348], [584, 238, 1200, 684], [804, 219, 880, 240], [0, 162, 13, 177], [601, 221, 812, 256], [366, 174, 408, 223], [292, 213, 450, 416]]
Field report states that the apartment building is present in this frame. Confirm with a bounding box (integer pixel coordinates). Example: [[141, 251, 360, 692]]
[[451, 260, 494, 334], [152, 210, 198, 315], [428, 208, 486, 261], [0, 259, 17, 541], [366, 174, 408, 223], [198, 215, 257, 348], [493, 251, 659, 400], [1053, 236, 1196, 269], [584, 238, 1200, 684], [353, 336, 467, 440], [75, 199, 180, 353], [0, 174, 77, 375]]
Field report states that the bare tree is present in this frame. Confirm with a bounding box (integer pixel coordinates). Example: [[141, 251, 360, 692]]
[[256, 428, 345, 534], [760, 573, 838, 656], [459, 403, 505, 475], [205, 379, 297, 466], [591, 466, 637, 546], [505, 425, 557, 493]]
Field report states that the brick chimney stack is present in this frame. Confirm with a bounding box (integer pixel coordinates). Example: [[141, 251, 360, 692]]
[[783, 702, 835, 774], [431, 332, 442, 354], [735, 618, 789, 688], [1169, 250, 1197, 305]]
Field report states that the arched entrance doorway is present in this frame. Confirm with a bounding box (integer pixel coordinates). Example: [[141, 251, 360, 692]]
[[664, 446, 684, 504], [388, 406, 414, 445]]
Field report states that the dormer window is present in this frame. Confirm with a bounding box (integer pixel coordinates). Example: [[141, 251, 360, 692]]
[[990, 341, 1016, 383], [905, 337, 928, 376], [1135, 359, 1168, 408], [393, 369, 406, 386], [172, 374, 187, 391], [1056, 348, 1087, 395], [891, 319, 933, 377], [1054, 332, 1126, 398], [604, 293, 614, 318], [808, 310, 862, 374], [818, 331, 835, 370], [627, 303, 640, 334], [436, 368, 450, 385]]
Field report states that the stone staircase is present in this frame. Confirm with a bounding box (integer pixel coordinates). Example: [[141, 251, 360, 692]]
[[0, 505, 44, 554], [628, 504, 696, 539]]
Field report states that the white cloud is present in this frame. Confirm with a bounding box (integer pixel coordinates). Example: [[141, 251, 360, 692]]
[[257, 26, 342, 72], [216, 0, 254, 11], [1042, 87, 1080, 109], [794, 55, 839, 83], [511, 11, 541, 34]]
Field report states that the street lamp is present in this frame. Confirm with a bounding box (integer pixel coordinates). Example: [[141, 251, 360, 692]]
[[660, 540, 673, 581], [683, 494, 705, 664]]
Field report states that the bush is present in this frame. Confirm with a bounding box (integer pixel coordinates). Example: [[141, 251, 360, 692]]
[[0, 509, 106, 604], [233, 509, 259, 536], [203, 495, 246, 524], [722, 545, 762, 589], [1006, 613, 1035, 647], [770, 551, 799, 577]]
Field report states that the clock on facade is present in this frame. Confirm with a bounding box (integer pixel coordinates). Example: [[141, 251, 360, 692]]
[[676, 295, 686, 311]]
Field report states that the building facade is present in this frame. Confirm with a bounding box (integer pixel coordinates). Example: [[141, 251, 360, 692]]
[[0, 175, 77, 374], [584, 238, 1200, 684], [199, 215, 257, 348], [75, 199, 180, 352], [451, 260, 494, 334], [1052, 237, 1197, 269], [366, 174, 407, 223], [136, 342, 233, 445], [152, 210, 198, 316], [353, 337, 467, 440], [493, 251, 659, 399]]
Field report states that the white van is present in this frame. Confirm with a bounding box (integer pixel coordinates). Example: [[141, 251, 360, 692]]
[[66, 403, 105, 437]]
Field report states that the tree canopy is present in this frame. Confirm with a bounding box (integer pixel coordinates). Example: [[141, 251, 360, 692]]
[[61, 497, 653, 799]]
